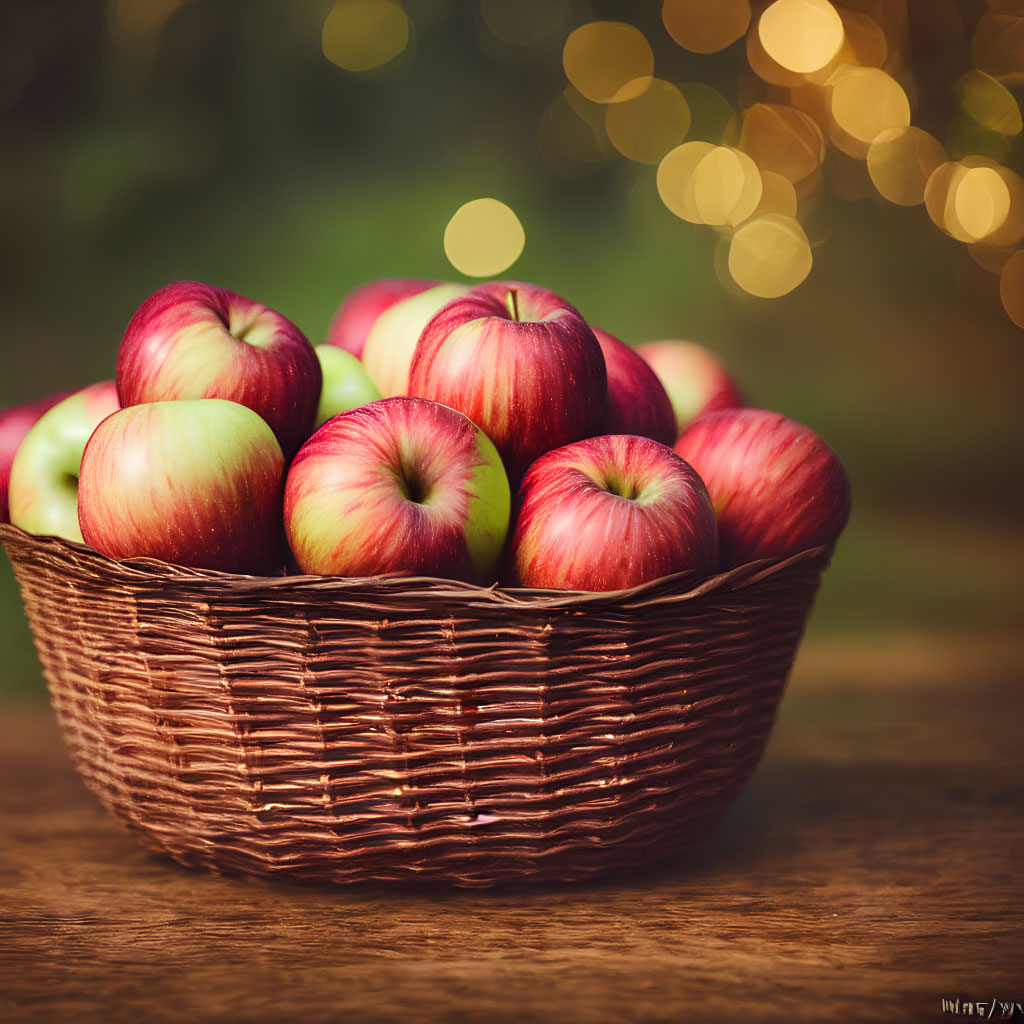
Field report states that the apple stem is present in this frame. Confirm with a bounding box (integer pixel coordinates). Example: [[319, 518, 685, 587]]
[[506, 288, 520, 322]]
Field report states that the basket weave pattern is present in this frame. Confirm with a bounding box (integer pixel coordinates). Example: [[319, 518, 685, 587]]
[[1, 522, 827, 887]]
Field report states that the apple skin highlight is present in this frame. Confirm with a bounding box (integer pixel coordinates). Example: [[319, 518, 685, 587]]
[[78, 399, 286, 574], [409, 281, 609, 483], [511, 434, 719, 591], [116, 281, 321, 459], [284, 396, 510, 583], [675, 407, 851, 568]]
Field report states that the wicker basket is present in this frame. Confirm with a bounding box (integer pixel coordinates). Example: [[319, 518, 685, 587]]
[[1, 521, 829, 888]]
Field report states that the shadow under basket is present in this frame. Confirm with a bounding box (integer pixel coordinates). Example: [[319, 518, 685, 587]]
[[1, 522, 830, 888]]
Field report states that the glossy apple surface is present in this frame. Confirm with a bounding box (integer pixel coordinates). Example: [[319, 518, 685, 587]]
[[360, 282, 468, 397], [116, 281, 321, 458], [675, 407, 851, 567], [636, 340, 743, 439], [285, 397, 510, 583], [314, 345, 382, 427], [326, 278, 438, 357], [78, 399, 285, 573], [511, 434, 719, 591], [408, 281, 608, 482], [0, 389, 75, 522], [592, 327, 676, 446], [7, 381, 120, 543]]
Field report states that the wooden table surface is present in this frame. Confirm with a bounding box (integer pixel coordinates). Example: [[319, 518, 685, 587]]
[[1, 632, 1021, 1024]]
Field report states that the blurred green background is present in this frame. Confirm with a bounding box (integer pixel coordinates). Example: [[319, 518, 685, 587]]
[[1, 0, 1022, 698]]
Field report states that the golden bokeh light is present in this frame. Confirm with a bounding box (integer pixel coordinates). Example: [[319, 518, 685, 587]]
[[728, 214, 813, 297], [999, 250, 1024, 328], [662, 0, 751, 55], [803, 7, 888, 85], [829, 66, 911, 157], [751, 169, 799, 218], [758, 0, 845, 75], [866, 126, 947, 206], [926, 159, 1024, 246], [538, 87, 616, 176], [692, 147, 763, 226], [605, 79, 691, 165], [739, 102, 826, 187], [954, 70, 1024, 137], [443, 199, 525, 277], [657, 141, 716, 223], [746, 21, 807, 87], [322, 0, 410, 72], [562, 22, 654, 104], [954, 166, 1011, 242], [678, 82, 738, 144], [480, 0, 569, 48]]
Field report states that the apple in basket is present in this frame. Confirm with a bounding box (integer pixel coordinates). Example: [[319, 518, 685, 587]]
[[313, 344, 381, 427], [0, 388, 75, 522], [116, 281, 321, 458], [591, 327, 676, 446], [511, 434, 719, 591], [7, 380, 120, 543], [284, 397, 511, 583], [408, 281, 609, 483], [326, 278, 439, 358], [359, 282, 468, 397], [636, 339, 744, 439], [78, 399, 286, 573], [675, 407, 851, 568]]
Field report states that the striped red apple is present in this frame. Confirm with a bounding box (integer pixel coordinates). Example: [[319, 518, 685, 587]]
[[116, 281, 321, 458], [591, 328, 676, 446], [675, 407, 851, 567], [78, 399, 286, 573], [511, 434, 719, 591], [409, 281, 608, 482], [284, 397, 510, 583]]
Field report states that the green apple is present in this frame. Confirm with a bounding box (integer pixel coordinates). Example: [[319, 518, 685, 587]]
[[8, 380, 121, 543], [313, 345, 382, 427]]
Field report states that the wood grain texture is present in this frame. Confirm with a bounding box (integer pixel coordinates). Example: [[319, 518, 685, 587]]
[[1, 633, 1022, 1024]]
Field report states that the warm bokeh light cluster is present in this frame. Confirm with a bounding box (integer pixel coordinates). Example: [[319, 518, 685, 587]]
[[543, 0, 1024, 320], [322, 0, 410, 73], [443, 199, 525, 278]]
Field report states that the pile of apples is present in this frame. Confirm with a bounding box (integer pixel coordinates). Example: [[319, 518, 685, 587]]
[[0, 277, 851, 591]]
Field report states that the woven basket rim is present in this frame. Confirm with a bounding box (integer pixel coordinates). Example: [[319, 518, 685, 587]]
[[0, 520, 830, 610]]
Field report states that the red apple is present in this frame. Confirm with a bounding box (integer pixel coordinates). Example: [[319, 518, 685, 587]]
[[116, 281, 321, 458], [591, 328, 676, 446], [511, 434, 719, 591], [326, 278, 439, 357], [674, 407, 851, 567], [360, 282, 468, 398], [8, 381, 120, 543], [284, 397, 510, 583], [408, 281, 608, 482], [78, 399, 285, 573], [0, 389, 75, 522], [636, 340, 744, 439]]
